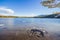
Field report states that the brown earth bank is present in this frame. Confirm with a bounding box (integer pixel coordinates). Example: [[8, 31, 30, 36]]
[[0, 29, 60, 40]]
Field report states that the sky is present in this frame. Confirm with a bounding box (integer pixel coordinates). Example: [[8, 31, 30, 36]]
[[0, 0, 60, 16]]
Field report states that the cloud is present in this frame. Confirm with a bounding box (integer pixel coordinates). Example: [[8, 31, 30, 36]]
[[0, 7, 14, 14]]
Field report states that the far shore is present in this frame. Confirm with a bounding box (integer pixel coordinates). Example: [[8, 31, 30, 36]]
[[0, 16, 34, 18]]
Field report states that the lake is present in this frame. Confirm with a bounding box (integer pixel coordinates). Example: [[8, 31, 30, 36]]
[[0, 18, 60, 40], [0, 18, 60, 33]]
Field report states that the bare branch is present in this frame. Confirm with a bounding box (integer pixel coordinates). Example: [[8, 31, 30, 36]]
[[41, 0, 60, 8]]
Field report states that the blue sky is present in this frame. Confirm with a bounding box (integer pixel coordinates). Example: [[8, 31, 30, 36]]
[[0, 0, 60, 16]]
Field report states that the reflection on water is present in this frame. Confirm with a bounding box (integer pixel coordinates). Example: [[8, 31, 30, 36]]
[[0, 18, 60, 32], [0, 18, 14, 29]]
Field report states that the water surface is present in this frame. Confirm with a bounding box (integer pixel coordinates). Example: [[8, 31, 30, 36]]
[[0, 18, 60, 33]]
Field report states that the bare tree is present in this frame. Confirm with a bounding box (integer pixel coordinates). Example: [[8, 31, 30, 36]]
[[41, 0, 60, 8]]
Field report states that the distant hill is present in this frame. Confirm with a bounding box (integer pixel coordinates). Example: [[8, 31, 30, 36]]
[[1, 13, 60, 18], [34, 13, 60, 18]]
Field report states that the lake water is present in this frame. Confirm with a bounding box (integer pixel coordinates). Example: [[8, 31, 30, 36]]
[[0, 18, 60, 33]]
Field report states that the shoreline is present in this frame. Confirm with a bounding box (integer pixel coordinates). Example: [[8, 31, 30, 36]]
[[0, 28, 59, 40]]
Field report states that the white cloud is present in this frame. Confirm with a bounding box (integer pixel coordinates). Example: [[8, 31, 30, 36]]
[[0, 7, 14, 14]]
